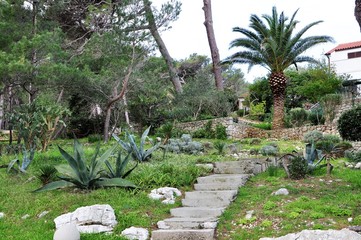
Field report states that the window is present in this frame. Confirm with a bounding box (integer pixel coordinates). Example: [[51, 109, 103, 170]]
[[348, 51, 361, 59]]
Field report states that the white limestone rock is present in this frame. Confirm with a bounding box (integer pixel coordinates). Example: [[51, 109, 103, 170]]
[[121, 226, 149, 240], [272, 188, 289, 196], [355, 162, 361, 169], [0, 212, 4, 219], [54, 204, 117, 234], [259, 228, 361, 240], [53, 224, 80, 240], [148, 187, 181, 204]]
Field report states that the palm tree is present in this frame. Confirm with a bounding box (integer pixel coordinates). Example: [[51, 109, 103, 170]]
[[223, 7, 333, 129]]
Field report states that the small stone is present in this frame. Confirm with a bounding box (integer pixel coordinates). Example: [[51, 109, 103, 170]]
[[21, 214, 30, 219], [121, 226, 149, 240], [355, 162, 361, 169], [272, 188, 289, 196], [348, 217, 353, 222], [38, 211, 49, 218], [245, 210, 254, 220], [0, 212, 5, 219], [201, 221, 218, 229], [53, 224, 80, 240], [157, 221, 170, 229]]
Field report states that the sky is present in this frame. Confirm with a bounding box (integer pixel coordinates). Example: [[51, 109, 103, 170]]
[[153, 0, 359, 82]]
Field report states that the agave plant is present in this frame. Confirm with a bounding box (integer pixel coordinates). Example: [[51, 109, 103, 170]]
[[7, 146, 36, 173], [113, 126, 160, 162], [104, 151, 138, 178], [33, 139, 137, 192]]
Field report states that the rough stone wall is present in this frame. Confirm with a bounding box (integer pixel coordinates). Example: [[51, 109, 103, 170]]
[[176, 97, 361, 143]]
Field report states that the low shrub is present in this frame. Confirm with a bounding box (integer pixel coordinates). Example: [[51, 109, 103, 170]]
[[288, 108, 309, 127], [260, 145, 278, 156], [250, 138, 262, 145], [165, 135, 203, 155], [344, 149, 361, 163], [88, 134, 102, 143], [308, 107, 325, 125], [288, 155, 309, 179], [214, 141, 226, 155], [338, 105, 361, 141], [215, 124, 227, 140], [303, 130, 323, 143], [322, 134, 341, 143], [252, 122, 272, 130]]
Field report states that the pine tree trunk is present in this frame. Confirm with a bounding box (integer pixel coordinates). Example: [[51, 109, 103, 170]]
[[143, 0, 183, 93], [203, 0, 223, 91]]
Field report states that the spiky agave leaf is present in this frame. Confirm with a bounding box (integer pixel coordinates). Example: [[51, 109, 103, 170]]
[[33, 180, 75, 193]]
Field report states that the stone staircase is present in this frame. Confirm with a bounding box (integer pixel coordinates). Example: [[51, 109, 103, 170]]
[[151, 158, 270, 240]]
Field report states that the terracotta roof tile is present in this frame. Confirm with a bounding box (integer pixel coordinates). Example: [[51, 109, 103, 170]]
[[325, 40, 361, 54]]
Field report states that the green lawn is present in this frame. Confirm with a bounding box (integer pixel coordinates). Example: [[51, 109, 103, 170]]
[[0, 138, 359, 239]]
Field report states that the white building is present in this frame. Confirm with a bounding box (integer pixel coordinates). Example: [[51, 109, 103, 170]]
[[325, 40, 361, 79]]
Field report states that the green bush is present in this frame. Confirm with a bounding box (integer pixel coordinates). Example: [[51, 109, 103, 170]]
[[344, 149, 361, 163], [260, 145, 278, 156], [215, 124, 227, 140], [88, 134, 102, 143], [214, 141, 226, 155], [288, 155, 309, 179], [308, 107, 325, 125], [250, 138, 262, 145], [288, 108, 309, 127], [337, 105, 361, 141], [303, 130, 323, 143], [322, 134, 341, 143]]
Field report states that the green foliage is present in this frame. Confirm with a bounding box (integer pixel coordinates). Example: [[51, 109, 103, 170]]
[[214, 141, 226, 155], [215, 124, 227, 140], [249, 101, 266, 120], [33, 140, 137, 192], [287, 108, 309, 127], [286, 65, 343, 103], [113, 126, 160, 162], [288, 155, 309, 179], [165, 135, 204, 155], [303, 130, 323, 143], [344, 150, 361, 163], [260, 145, 278, 156], [88, 134, 102, 143], [104, 152, 138, 179], [267, 165, 279, 177], [308, 106, 325, 126], [322, 134, 341, 143], [36, 165, 58, 185], [263, 201, 277, 210], [249, 138, 262, 145], [320, 94, 342, 124], [337, 105, 361, 141], [251, 122, 272, 130]]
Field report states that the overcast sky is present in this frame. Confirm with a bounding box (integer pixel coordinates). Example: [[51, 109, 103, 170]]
[[153, 0, 359, 82]]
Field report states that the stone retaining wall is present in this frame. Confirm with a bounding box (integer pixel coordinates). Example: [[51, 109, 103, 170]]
[[176, 97, 361, 150]]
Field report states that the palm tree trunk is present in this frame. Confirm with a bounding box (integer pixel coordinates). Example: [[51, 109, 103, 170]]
[[269, 72, 287, 129]]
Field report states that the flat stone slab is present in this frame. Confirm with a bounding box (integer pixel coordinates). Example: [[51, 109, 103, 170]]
[[184, 190, 237, 200], [170, 207, 225, 218], [182, 197, 232, 208], [193, 182, 243, 191], [196, 174, 249, 185], [151, 229, 215, 240], [158, 217, 218, 229]]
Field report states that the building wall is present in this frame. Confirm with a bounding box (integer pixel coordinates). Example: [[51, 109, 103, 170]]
[[330, 48, 361, 79]]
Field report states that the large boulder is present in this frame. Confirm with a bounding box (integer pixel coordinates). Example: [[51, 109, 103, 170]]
[[260, 228, 361, 240], [53, 224, 80, 240], [54, 204, 117, 234]]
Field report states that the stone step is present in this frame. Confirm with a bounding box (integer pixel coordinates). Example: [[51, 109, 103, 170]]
[[170, 207, 225, 218], [157, 217, 218, 229], [184, 190, 237, 200], [213, 166, 252, 174], [193, 182, 243, 191], [214, 159, 269, 174], [182, 198, 232, 208], [196, 174, 249, 185], [151, 229, 215, 240]]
